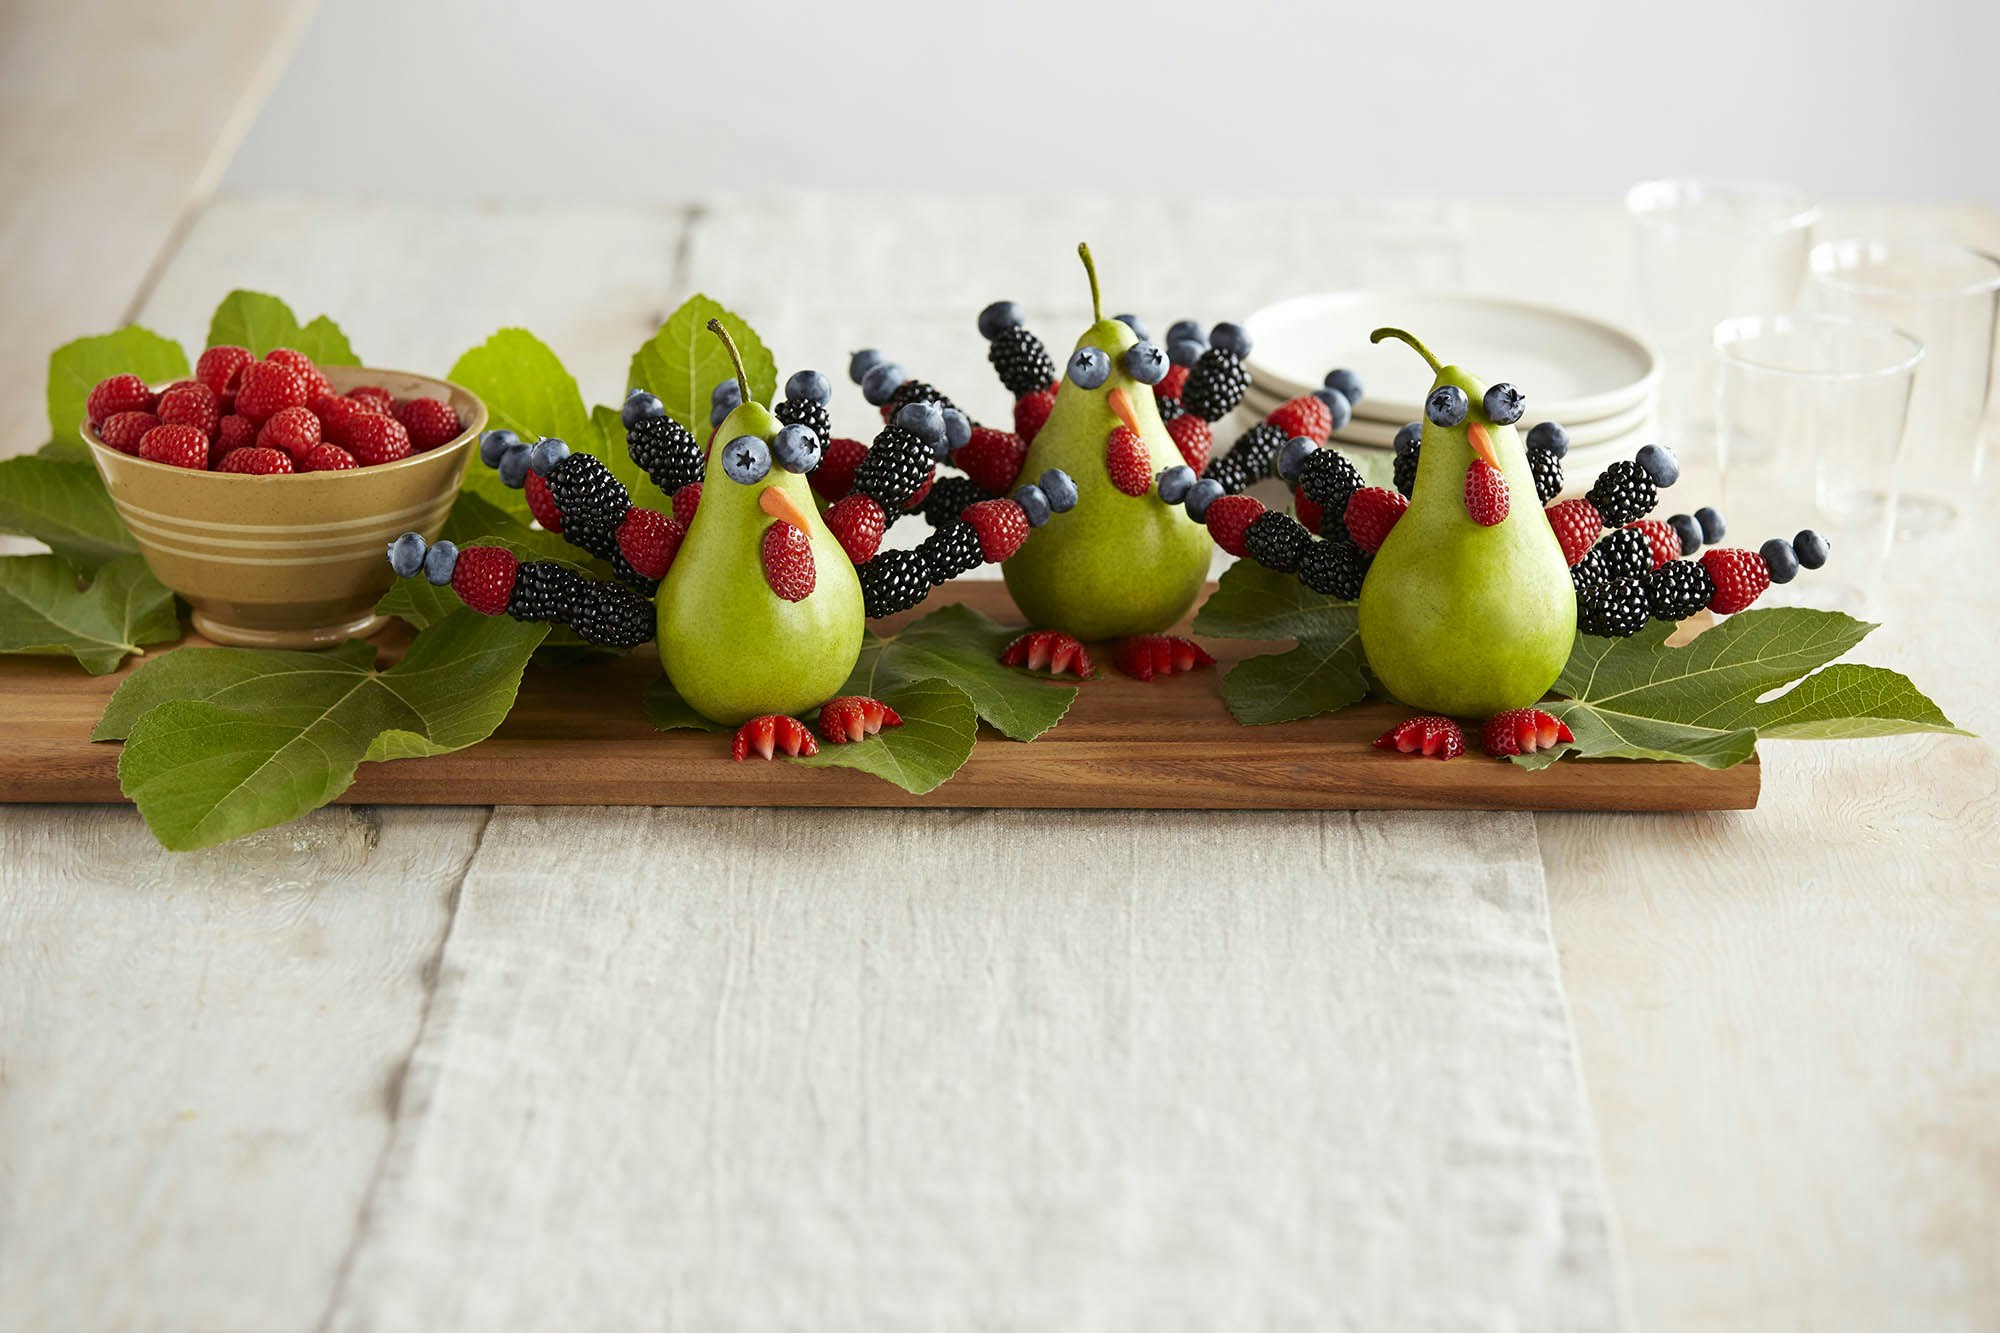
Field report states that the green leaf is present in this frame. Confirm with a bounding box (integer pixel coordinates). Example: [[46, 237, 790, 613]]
[[629, 295, 777, 439], [1522, 608, 1967, 770], [1193, 558, 1353, 642], [0, 456, 137, 569], [103, 609, 546, 850], [856, 601, 1077, 741], [205, 290, 359, 364], [794, 677, 978, 795], [46, 325, 188, 446], [0, 554, 177, 674], [1194, 561, 1368, 724], [641, 673, 725, 733], [448, 328, 602, 525]]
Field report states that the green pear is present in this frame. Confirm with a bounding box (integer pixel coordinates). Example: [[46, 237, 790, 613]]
[[658, 322, 863, 725], [1002, 244, 1212, 640], [1356, 327, 1577, 717]]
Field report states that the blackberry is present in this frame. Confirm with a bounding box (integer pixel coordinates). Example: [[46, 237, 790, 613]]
[[1392, 429, 1421, 498], [989, 326, 1055, 398], [1216, 422, 1288, 487], [1205, 454, 1257, 496], [1181, 347, 1250, 422], [920, 475, 989, 527], [1528, 444, 1564, 504], [852, 426, 933, 510], [773, 397, 832, 448], [1299, 448, 1365, 514], [1298, 537, 1370, 600], [1580, 577, 1649, 637], [1595, 526, 1653, 581], [1244, 511, 1308, 573], [1157, 393, 1186, 423], [1643, 559, 1715, 622], [507, 561, 580, 623], [570, 579, 656, 650], [546, 454, 631, 533], [1586, 459, 1658, 526], [859, 548, 931, 618], [625, 415, 703, 495], [917, 521, 983, 582], [883, 379, 958, 420], [1571, 547, 1611, 603]]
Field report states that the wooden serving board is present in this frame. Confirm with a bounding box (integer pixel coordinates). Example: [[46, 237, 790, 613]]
[[0, 582, 1756, 812]]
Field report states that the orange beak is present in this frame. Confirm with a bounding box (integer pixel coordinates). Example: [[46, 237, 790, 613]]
[[1107, 386, 1142, 436], [759, 484, 812, 533], [1465, 421, 1501, 469]]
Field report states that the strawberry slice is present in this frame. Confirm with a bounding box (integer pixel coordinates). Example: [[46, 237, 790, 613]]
[[1479, 708, 1575, 758], [817, 695, 906, 744], [1000, 629, 1094, 678], [1112, 634, 1216, 682], [1372, 715, 1466, 760], [730, 714, 819, 761]]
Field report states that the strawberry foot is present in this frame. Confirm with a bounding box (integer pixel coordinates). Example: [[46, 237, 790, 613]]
[[817, 695, 904, 745], [1113, 635, 1216, 682], [1373, 714, 1466, 760], [1001, 630, 1094, 679], [1478, 708, 1574, 758], [730, 714, 819, 761]]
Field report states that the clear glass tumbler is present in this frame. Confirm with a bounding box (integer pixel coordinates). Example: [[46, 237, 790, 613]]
[[1805, 238, 2000, 538], [1713, 315, 1923, 612]]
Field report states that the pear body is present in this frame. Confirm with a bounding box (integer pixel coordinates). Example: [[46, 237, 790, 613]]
[[1002, 317, 1212, 639], [1356, 364, 1576, 717], [657, 402, 864, 725]]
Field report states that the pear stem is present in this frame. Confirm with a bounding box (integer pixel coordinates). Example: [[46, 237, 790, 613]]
[[1370, 326, 1443, 374], [1077, 242, 1103, 324], [707, 317, 751, 406]]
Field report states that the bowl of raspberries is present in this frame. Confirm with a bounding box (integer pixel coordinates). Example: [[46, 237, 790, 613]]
[[79, 345, 486, 649]]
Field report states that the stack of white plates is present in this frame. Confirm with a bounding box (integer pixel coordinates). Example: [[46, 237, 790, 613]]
[[1240, 293, 1661, 475]]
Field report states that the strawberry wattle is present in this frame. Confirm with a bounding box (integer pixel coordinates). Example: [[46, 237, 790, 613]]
[[760, 520, 815, 602]]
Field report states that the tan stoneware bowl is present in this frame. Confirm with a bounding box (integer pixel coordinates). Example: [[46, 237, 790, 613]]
[[82, 365, 485, 649]]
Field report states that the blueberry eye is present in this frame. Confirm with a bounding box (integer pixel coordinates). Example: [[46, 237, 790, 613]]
[[722, 434, 771, 484], [1482, 383, 1524, 425], [1426, 384, 1468, 427], [1067, 346, 1110, 390], [771, 424, 820, 474], [1124, 341, 1168, 385]]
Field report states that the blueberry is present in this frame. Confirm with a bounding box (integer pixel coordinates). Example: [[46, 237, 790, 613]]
[[422, 540, 458, 586], [498, 442, 533, 488], [621, 389, 665, 428], [1314, 387, 1353, 431], [1167, 319, 1206, 347], [1066, 345, 1110, 390], [860, 361, 906, 407], [1525, 421, 1569, 457], [709, 401, 733, 430], [1278, 436, 1317, 482], [1761, 537, 1800, 583], [1210, 322, 1253, 358], [711, 377, 744, 409], [1157, 465, 1196, 505], [1635, 443, 1680, 487], [1668, 513, 1703, 555], [772, 424, 821, 474], [1114, 313, 1148, 339], [1168, 337, 1207, 368], [721, 434, 772, 485], [479, 429, 520, 468], [1013, 483, 1051, 527], [529, 436, 569, 476], [977, 301, 1024, 341], [1039, 468, 1078, 513], [849, 348, 887, 383], [1696, 506, 1726, 544], [1124, 341, 1168, 386], [1393, 422, 1423, 453], [1482, 382, 1525, 426], [785, 369, 831, 405], [1185, 477, 1225, 520], [1425, 384, 1468, 428], [1793, 529, 1830, 569], [895, 400, 946, 449], [387, 531, 427, 577], [1324, 367, 1364, 405]]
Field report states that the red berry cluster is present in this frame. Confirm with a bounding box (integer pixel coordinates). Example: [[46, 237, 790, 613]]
[[86, 346, 464, 475]]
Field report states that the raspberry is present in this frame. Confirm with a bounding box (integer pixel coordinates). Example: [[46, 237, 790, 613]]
[[1586, 459, 1657, 526], [1166, 414, 1212, 474], [1699, 548, 1771, 615], [1202, 494, 1264, 556], [810, 437, 868, 501], [1266, 394, 1332, 444], [961, 498, 1030, 562], [195, 345, 254, 400], [1626, 519, 1680, 570], [1180, 347, 1249, 421], [1464, 458, 1510, 526], [1013, 386, 1056, 442], [348, 385, 395, 414], [1644, 559, 1715, 621], [953, 426, 1028, 495], [1294, 486, 1324, 536], [1113, 635, 1216, 682], [1000, 630, 1093, 678], [524, 470, 564, 531], [156, 381, 219, 438], [1106, 426, 1154, 496], [266, 349, 332, 400], [345, 413, 411, 467], [761, 521, 815, 601], [818, 695, 905, 744], [1580, 577, 1650, 637], [137, 423, 208, 470], [98, 410, 159, 454], [917, 520, 983, 581], [1528, 444, 1565, 504], [1372, 715, 1465, 760], [615, 505, 683, 580], [826, 493, 886, 563], [217, 446, 294, 475], [1244, 510, 1308, 572], [731, 714, 819, 761], [312, 393, 364, 444], [989, 326, 1056, 398], [235, 360, 309, 423], [87, 374, 153, 426], [215, 413, 257, 457], [1341, 486, 1407, 555], [257, 405, 321, 462], [395, 396, 463, 451], [1155, 363, 1189, 404], [301, 444, 358, 472], [450, 546, 519, 615], [1545, 497, 1604, 566], [1299, 536, 1369, 599], [671, 482, 701, 525], [1479, 708, 1574, 758]]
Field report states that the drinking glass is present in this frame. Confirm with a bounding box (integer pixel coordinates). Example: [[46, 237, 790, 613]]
[[1805, 238, 2000, 538], [1713, 315, 1922, 612], [1628, 180, 1821, 491]]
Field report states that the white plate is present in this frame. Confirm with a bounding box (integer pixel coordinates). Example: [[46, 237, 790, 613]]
[[1244, 384, 1656, 451], [1243, 292, 1661, 427]]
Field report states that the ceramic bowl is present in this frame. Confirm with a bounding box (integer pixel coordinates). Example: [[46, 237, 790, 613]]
[[82, 365, 484, 649]]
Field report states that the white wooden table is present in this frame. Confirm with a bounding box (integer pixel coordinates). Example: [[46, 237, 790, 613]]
[[2, 7, 1996, 1329]]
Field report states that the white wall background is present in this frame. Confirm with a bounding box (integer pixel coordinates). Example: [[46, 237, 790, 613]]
[[228, 0, 2000, 205]]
